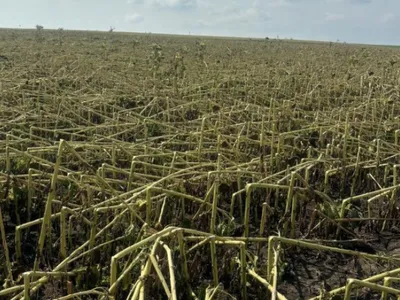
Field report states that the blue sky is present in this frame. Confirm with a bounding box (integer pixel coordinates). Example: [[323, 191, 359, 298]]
[[0, 0, 398, 45]]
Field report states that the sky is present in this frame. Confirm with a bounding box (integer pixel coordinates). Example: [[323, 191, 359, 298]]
[[0, 0, 399, 45]]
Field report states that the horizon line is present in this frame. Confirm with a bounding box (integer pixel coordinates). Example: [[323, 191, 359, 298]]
[[0, 26, 398, 47]]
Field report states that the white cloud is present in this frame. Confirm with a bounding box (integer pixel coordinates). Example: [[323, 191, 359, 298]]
[[266, 0, 291, 7], [324, 12, 345, 21], [380, 13, 395, 23], [125, 13, 144, 23], [153, 0, 197, 8], [126, 0, 196, 8], [127, 0, 144, 4], [199, 5, 269, 26], [209, 1, 269, 24], [326, 0, 372, 3], [351, 0, 372, 3]]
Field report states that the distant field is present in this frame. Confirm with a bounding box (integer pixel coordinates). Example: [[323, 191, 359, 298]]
[[2, 28, 400, 299]]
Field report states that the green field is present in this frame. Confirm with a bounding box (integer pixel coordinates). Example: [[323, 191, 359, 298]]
[[1, 28, 400, 299]]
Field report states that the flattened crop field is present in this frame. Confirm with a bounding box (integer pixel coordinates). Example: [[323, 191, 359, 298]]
[[1, 29, 400, 299]]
